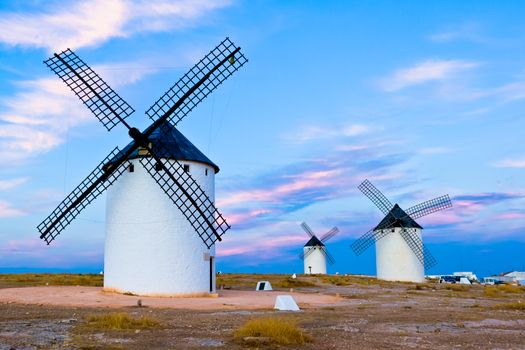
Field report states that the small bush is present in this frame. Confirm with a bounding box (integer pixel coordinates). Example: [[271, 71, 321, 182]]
[[321, 276, 354, 286], [491, 301, 525, 311], [407, 284, 428, 291], [86, 312, 160, 330], [445, 284, 470, 292], [484, 286, 500, 298], [274, 277, 317, 288], [498, 284, 525, 293], [484, 285, 525, 297], [234, 317, 312, 346]]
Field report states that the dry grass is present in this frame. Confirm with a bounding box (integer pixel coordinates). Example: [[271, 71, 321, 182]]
[[0, 273, 102, 288], [407, 284, 431, 291], [234, 317, 312, 346], [445, 284, 471, 292], [85, 312, 160, 330], [484, 284, 525, 298], [490, 300, 525, 311], [216, 273, 317, 289], [319, 275, 395, 286], [273, 277, 317, 288]]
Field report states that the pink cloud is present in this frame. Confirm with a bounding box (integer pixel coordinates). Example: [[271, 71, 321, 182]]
[[495, 212, 525, 220], [1, 238, 51, 259], [218, 230, 306, 259], [226, 209, 272, 225], [0, 201, 25, 217], [218, 169, 344, 207]]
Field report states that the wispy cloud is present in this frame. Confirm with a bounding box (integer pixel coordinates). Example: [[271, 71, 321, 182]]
[[453, 192, 524, 206], [493, 157, 525, 169], [379, 59, 480, 92], [283, 123, 371, 144], [418, 147, 452, 155], [0, 201, 25, 217], [428, 22, 484, 43], [0, 59, 159, 162], [0, 0, 232, 52], [216, 143, 412, 259], [0, 177, 29, 191]]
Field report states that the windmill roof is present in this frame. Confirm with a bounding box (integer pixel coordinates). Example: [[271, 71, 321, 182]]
[[374, 203, 423, 230], [304, 235, 325, 247], [111, 121, 219, 173]]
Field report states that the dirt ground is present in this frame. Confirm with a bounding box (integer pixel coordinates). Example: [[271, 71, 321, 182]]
[[0, 274, 524, 349]]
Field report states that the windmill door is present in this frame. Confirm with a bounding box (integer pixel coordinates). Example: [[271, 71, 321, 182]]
[[209, 256, 214, 292]]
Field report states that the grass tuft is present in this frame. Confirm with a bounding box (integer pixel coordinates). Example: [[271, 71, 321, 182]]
[[274, 277, 317, 288], [484, 285, 525, 298], [445, 284, 470, 292], [0, 273, 102, 288], [234, 317, 312, 346], [85, 312, 160, 330], [491, 300, 525, 311]]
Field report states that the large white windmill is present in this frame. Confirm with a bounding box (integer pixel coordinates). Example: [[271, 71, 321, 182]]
[[351, 179, 452, 282], [299, 222, 339, 275], [37, 38, 247, 296]]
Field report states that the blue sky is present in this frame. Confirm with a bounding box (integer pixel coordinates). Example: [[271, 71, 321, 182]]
[[1, 0, 525, 278]]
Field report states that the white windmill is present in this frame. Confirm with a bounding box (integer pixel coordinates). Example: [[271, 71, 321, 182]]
[[299, 222, 339, 275], [351, 179, 452, 282], [37, 38, 247, 296]]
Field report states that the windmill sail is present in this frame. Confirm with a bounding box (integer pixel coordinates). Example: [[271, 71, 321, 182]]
[[37, 147, 128, 244], [358, 179, 394, 215], [320, 246, 336, 265], [145, 37, 248, 125], [44, 49, 135, 131], [399, 227, 438, 268], [139, 135, 229, 248], [300, 222, 315, 237], [320, 227, 339, 242], [404, 195, 452, 220]]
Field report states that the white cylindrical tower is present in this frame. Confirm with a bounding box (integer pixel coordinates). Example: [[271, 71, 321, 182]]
[[303, 236, 327, 274], [375, 227, 424, 282], [103, 123, 220, 296]]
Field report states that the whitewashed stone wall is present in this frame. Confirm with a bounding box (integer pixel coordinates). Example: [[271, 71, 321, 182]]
[[104, 158, 216, 296], [375, 227, 424, 282]]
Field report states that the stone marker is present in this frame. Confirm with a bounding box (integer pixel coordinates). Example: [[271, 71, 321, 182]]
[[274, 295, 300, 311]]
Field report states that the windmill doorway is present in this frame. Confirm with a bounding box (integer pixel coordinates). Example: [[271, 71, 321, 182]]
[[209, 256, 214, 292]]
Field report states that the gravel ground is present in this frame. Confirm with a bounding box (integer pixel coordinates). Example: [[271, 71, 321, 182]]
[[0, 275, 524, 349]]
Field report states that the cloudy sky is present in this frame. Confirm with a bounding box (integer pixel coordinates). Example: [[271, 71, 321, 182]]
[[1, 0, 524, 277]]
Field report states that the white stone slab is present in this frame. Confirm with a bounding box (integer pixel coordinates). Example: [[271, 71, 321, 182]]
[[274, 295, 300, 311], [256, 281, 273, 291]]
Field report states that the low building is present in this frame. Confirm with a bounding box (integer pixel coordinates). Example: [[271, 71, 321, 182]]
[[453, 272, 478, 282]]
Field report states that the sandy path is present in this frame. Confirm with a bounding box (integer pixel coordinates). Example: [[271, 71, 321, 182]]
[[0, 286, 341, 310]]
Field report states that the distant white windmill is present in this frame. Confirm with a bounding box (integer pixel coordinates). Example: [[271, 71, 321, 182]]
[[299, 222, 339, 274], [351, 179, 452, 282]]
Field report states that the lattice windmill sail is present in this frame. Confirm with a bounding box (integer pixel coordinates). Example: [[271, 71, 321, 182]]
[[37, 38, 247, 296], [299, 222, 339, 274], [351, 179, 452, 282]]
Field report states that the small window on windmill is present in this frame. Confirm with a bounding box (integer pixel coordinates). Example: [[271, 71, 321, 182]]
[[129, 163, 134, 173], [155, 162, 163, 171], [205, 168, 208, 176], [391, 229, 395, 233], [184, 164, 190, 173]]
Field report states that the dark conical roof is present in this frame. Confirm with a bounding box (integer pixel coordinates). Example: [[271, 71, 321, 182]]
[[374, 204, 423, 230], [304, 235, 325, 247], [112, 121, 219, 173]]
